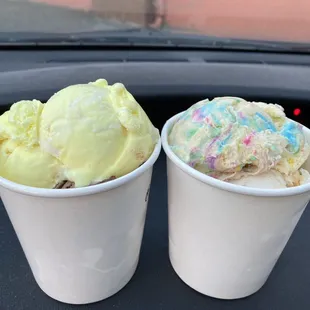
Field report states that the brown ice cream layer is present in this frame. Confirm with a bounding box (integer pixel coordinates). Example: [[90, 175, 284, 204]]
[[54, 176, 116, 189], [54, 180, 75, 189], [54, 161, 146, 189]]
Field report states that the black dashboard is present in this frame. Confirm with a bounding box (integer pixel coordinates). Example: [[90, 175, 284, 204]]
[[0, 48, 309, 310]]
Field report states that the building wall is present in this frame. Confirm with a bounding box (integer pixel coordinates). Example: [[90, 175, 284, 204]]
[[165, 0, 310, 42], [31, 0, 148, 24], [92, 0, 147, 24], [31, 0, 92, 10], [29, 0, 310, 42]]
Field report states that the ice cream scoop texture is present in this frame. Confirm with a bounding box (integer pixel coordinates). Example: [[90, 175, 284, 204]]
[[168, 97, 310, 187], [0, 80, 159, 188]]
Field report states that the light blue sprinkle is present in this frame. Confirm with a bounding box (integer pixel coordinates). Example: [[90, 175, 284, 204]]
[[255, 112, 276, 132], [218, 133, 232, 152], [280, 121, 300, 153]]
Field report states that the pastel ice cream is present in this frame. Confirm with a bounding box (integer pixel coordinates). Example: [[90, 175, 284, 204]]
[[0, 100, 61, 188], [168, 97, 310, 188], [229, 171, 287, 189], [0, 80, 159, 188]]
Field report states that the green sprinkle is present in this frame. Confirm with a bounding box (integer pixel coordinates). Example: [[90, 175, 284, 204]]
[[187, 128, 198, 139]]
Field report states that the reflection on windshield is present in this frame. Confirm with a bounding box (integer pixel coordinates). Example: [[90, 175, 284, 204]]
[[1, 0, 310, 43]]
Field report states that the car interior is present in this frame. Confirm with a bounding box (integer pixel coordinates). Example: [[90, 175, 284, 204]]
[[1, 0, 310, 305], [0, 46, 309, 309]]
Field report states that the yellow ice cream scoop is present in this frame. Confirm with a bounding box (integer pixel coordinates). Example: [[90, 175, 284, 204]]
[[0, 99, 43, 146], [40, 79, 159, 187], [0, 100, 61, 188]]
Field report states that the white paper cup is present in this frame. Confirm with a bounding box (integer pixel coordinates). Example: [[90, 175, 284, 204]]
[[0, 140, 161, 305], [162, 113, 310, 300]]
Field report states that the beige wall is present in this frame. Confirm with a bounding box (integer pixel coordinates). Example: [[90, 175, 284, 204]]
[[30, 0, 310, 42], [92, 0, 147, 24], [165, 0, 310, 42], [31, 0, 92, 10]]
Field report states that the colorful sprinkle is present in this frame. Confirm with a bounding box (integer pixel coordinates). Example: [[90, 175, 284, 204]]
[[243, 135, 252, 146], [168, 96, 310, 182]]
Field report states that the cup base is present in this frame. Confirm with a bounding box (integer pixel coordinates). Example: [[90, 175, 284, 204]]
[[34, 259, 139, 305], [169, 247, 267, 300]]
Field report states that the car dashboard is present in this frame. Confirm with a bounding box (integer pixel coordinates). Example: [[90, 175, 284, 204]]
[[0, 48, 309, 310]]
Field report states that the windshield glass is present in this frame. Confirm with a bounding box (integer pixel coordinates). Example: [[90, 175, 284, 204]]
[[1, 0, 309, 50]]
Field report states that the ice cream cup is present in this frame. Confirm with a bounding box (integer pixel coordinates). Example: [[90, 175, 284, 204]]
[[161, 112, 310, 300], [0, 140, 161, 305]]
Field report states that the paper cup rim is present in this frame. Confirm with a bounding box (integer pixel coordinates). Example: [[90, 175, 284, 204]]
[[162, 112, 310, 197], [0, 139, 161, 198]]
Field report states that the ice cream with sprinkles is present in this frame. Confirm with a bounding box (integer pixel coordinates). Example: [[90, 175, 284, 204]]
[[168, 97, 310, 188]]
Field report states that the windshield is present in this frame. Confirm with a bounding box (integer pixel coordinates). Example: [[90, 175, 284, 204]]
[[1, 0, 310, 51]]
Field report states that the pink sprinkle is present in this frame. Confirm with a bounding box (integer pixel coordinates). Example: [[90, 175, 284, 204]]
[[243, 135, 252, 146], [193, 110, 203, 122], [238, 112, 245, 119]]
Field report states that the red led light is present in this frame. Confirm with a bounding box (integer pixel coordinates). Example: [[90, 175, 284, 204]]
[[293, 108, 301, 116]]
